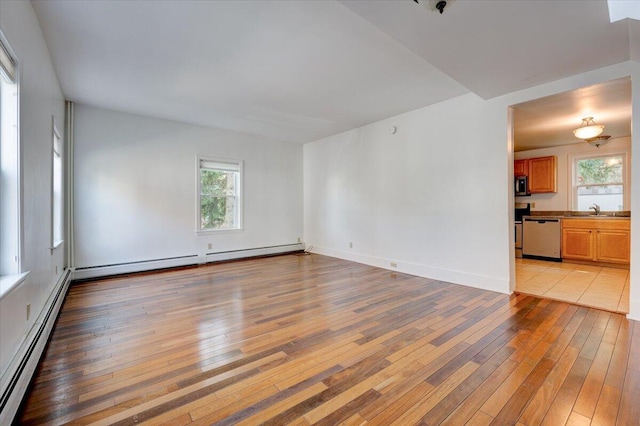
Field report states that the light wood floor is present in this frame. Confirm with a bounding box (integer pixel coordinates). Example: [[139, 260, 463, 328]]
[[516, 258, 630, 314], [18, 254, 640, 425]]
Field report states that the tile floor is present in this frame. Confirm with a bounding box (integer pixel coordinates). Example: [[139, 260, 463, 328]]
[[515, 258, 629, 313]]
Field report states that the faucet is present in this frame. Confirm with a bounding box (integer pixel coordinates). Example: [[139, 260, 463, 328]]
[[590, 204, 601, 215]]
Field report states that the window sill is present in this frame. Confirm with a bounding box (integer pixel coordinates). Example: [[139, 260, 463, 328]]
[[195, 228, 244, 236], [0, 271, 31, 301]]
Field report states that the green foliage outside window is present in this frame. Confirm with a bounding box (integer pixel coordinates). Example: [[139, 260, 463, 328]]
[[200, 169, 237, 229], [577, 156, 623, 185]]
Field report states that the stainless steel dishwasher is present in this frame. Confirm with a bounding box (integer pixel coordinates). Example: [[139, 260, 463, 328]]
[[522, 217, 561, 260]]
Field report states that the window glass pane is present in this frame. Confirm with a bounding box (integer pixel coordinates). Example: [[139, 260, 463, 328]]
[[1, 64, 19, 275], [199, 162, 240, 231], [575, 155, 625, 211], [577, 185, 623, 211], [576, 156, 623, 185]]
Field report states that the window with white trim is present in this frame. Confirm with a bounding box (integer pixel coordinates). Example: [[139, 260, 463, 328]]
[[52, 120, 63, 247], [574, 154, 625, 211], [197, 157, 242, 232], [0, 35, 19, 276]]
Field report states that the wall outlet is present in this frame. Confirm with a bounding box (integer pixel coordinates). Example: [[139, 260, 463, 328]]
[[390, 262, 398, 268], [531, 202, 536, 208], [55, 265, 58, 275], [207, 243, 212, 250], [297, 237, 301, 243], [349, 242, 353, 248], [26, 304, 30, 321]]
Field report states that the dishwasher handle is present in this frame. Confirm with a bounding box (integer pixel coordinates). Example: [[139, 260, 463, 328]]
[[524, 218, 559, 224]]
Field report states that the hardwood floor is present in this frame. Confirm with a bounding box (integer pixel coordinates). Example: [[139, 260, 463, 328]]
[[516, 258, 630, 313], [17, 254, 639, 425]]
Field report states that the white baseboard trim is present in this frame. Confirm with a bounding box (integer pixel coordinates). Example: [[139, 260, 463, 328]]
[[0, 269, 71, 425], [73, 255, 200, 280], [205, 243, 304, 263], [72, 244, 305, 281], [310, 246, 510, 295]]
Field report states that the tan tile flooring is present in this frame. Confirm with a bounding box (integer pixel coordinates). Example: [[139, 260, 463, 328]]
[[515, 258, 629, 313]]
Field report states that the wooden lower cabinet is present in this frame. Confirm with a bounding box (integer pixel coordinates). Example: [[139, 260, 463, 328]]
[[597, 230, 631, 263], [562, 219, 630, 264], [562, 228, 594, 260]]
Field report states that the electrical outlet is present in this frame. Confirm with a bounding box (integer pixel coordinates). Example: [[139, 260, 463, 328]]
[[390, 262, 398, 268], [55, 265, 58, 275], [349, 242, 353, 248], [532, 202, 536, 208], [26, 304, 30, 321], [297, 237, 301, 243], [207, 243, 212, 250]]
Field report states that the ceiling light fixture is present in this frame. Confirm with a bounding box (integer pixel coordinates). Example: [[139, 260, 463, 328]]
[[573, 117, 605, 140], [586, 135, 611, 148], [413, 0, 456, 14]]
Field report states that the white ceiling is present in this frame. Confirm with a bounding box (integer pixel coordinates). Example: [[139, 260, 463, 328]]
[[30, 0, 639, 145]]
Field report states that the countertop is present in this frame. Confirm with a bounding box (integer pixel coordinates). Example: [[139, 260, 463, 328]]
[[523, 215, 630, 220]]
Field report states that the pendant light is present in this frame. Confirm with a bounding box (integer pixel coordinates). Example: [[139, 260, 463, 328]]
[[573, 117, 605, 140]]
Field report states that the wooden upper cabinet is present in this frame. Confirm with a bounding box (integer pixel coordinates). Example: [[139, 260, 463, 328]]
[[528, 156, 557, 193], [514, 159, 528, 177]]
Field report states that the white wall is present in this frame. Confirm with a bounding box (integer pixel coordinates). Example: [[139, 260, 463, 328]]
[[305, 93, 512, 293], [515, 137, 632, 212], [73, 105, 303, 269], [0, 1, 65, 383], [304, 62, 639, 310]]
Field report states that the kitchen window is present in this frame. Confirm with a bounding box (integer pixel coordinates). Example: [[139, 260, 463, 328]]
[[573, 154, 626, 211], [197, 157, 243, 233]]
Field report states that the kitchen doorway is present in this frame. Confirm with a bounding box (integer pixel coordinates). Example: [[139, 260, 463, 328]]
[[510, 77, 632, 313]]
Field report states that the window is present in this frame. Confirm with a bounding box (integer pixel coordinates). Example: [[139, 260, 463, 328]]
[[197, 157, 242, 232], [0, 35, 19, 277], [574, 154, 626, 211], [52, 120, 63, 248]]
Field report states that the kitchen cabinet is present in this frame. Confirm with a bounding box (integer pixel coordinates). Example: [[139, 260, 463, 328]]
[[528, 156, 557, 193], [562, 219, 630, 264], [513, 155, 556, 193], [514, 159, 528, 176]]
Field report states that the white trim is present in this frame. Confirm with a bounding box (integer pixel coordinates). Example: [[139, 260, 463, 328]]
[[73, 244, 304, 280], [204, 243, 303, 263], [0, 271, 29, 300], [0, 269, 70, 425], [309, 245, 510, 295], [195, 155, 243, 233], [73, 256, 200, 280]]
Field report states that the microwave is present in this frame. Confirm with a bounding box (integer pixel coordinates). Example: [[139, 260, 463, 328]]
[[515, 176, 529, 196]]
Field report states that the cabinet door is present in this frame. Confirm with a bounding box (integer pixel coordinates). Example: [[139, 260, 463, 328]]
[[529, 156, 557, 193], [514, 159, 528, 177], [562, 228, 594, 260], [596, 230, 630, 263]]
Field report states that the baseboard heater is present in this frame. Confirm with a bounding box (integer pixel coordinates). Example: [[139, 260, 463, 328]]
[[0, 269, 71, 425], [73, 243, 304, 280]]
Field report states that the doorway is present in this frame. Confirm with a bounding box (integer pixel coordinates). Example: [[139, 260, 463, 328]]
[[510, 77, 632, 313]]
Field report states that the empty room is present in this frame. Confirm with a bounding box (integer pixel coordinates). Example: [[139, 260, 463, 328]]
[[1, 0, 640, 424]]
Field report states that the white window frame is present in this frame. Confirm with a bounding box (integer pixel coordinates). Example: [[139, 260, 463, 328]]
[[51, 118, 63, 249], [0, 31, 28, 298], [570, 151, 629, 211], [196, 156, 243, 234]]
